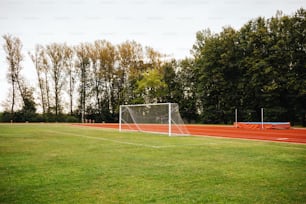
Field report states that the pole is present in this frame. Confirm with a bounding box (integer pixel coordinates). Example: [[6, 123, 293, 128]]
[[261, 108, 264, 129], [119, 105, 122, 132], [235, 108, 238, 128], [168, 103, 171, 136]]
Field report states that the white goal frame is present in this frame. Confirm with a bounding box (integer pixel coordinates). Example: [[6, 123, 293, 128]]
[[119, 103, 189, 136]]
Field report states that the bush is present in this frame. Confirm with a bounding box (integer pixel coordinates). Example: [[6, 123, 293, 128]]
[[0, 111, 80, 123]]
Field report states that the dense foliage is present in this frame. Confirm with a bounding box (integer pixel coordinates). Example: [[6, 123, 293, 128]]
[[1, 9, 305, 125], [193, 9, 305, 125]]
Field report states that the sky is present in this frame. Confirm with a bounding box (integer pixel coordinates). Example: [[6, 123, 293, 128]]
[[0, 0, 305, 111]]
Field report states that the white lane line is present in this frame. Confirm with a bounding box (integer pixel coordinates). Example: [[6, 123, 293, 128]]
[[277, 138, 289, 140], [46, 130, 162, 149], [45, 130, 215, 149]]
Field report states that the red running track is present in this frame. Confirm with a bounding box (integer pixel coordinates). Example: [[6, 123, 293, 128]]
[[75, 123, 306, 144]]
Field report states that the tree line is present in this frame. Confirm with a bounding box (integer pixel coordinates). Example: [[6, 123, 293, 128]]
[[192, 9, 305, 125], [1, 8, 305, 125]]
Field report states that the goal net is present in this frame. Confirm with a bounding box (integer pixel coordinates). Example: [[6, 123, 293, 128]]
[[119, 103, 190, 136]]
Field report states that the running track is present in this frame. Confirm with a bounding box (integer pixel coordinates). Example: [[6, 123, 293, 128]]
[[75, 123, 306, 144]]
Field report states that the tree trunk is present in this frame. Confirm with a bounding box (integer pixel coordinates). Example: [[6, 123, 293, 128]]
[[11, 80, 15, 116], [69, 73, 73, 115]]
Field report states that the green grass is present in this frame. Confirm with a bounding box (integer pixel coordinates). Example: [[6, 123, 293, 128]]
[[0, 124, 305, 203]]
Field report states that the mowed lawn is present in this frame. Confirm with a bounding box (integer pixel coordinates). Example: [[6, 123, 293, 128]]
[[0, 124, 305, 203]]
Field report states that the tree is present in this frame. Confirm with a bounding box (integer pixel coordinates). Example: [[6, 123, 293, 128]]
[[19, 85, 36, 121], [175, 58, 199, 123], [29, 45, 47, 114], [287, 8, 306, 125], [193, 30, 227, 123], [3, 34, 24, 118], [162, 60, 178, 102], [62, 44, 76, 115], [45, 43, 67, 117], [94, 40, 117, 118], [192, 9, 306, 125], [40, 47, 52, 114], [136, 68, 167, 103], [117, 41, 144, 105], [75, 43, 91, 123], [145, 46, 164, 70], [132, 47, 166, 104]]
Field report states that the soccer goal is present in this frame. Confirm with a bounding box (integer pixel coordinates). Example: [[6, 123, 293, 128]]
[[119, 103, 189, 136]]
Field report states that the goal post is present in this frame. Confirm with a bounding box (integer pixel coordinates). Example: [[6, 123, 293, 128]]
[[119, 103, 189, 136]]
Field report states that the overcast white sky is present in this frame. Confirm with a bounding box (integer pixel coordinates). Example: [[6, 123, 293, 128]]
[[0, 0, 305, 111]]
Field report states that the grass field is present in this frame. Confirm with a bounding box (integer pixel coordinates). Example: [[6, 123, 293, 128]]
[[0, 124, 305, 203]]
